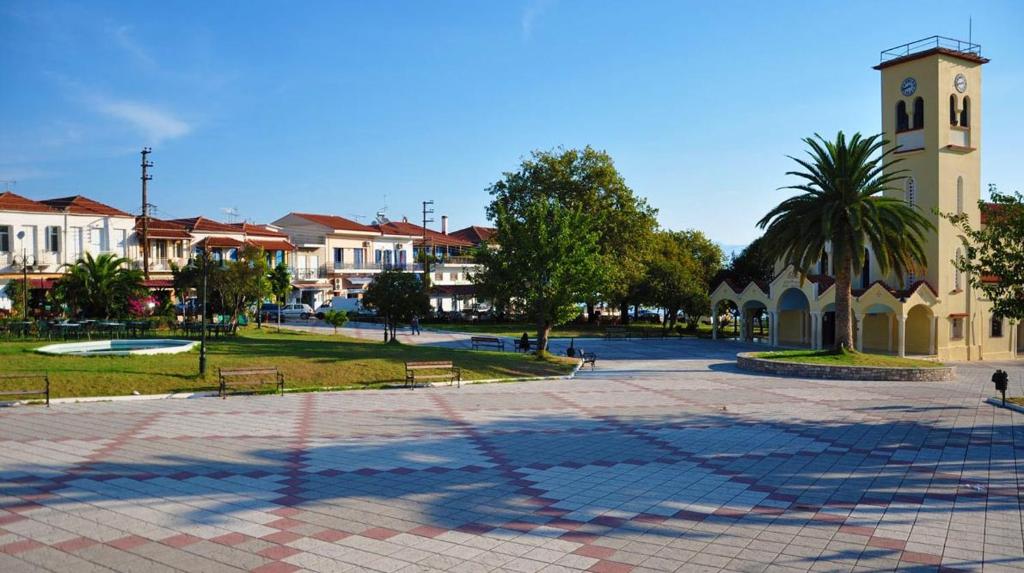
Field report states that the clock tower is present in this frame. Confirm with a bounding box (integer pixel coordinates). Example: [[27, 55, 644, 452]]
[[875, 37, 988, 294]]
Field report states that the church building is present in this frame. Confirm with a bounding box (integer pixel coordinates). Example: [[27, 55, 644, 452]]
[[710, 36, 1017, 361]]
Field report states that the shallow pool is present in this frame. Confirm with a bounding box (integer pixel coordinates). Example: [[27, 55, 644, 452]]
[[36, 339, 198, 356]]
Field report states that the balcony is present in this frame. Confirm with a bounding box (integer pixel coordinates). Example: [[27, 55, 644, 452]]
[[947, 127, 971, 149], [292, 265, 328, 281], [331, 261, 423, 272], [435, 255, 477, 266]]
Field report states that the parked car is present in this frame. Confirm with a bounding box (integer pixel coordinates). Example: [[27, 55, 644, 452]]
[[636, 309, 662, 323], [281, 303, 315, 320], [259, 303, 281, 322]]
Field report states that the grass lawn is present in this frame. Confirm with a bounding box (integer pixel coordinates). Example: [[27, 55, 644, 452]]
[[424, 321, 717, 338], [0, 328, 576, 399], [1008, 397, 1024, 408], [755, 349, 943, 368]]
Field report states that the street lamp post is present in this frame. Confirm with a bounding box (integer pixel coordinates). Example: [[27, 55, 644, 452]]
[[194, 252, 209, 377], [13, 231, 35, 319]]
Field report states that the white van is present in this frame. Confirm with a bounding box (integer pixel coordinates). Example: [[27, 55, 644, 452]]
[[315, 297, 363, 319]]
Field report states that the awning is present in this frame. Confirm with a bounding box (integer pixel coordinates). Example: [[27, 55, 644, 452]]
[[197, 237, 244, 248], [430, 284, 477, 297], [143, 279, 174, 288], [145, 229, 192, 240], [347, 277, 374, 285], [247, 239, 295, 251], [27, 278, 57, 289]]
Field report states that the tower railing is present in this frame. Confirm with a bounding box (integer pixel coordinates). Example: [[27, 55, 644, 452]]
[[880, 36, 981, 63]]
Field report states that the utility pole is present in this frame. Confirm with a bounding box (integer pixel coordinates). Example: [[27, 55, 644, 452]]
[[140, 148, 153, 280], [421, 200, 434, 290]]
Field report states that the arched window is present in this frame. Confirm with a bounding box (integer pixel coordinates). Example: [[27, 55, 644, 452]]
[[954, 248, 963, 290], [956, 176, 964, 215], [960, 96, 971, 127], [949, 94, 958, 125], [912, 97, 925, 130], [896, 101, 909, 132], [905, 177, 916, 207]]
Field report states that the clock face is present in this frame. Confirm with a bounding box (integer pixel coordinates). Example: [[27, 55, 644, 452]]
[[901, 77, 917, 97], [954, 73, 967, 93]]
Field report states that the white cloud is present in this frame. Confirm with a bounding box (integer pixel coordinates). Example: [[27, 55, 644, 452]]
[[91, 98, 192, 144], [521, 0, 555, 40], [109, 24, 157, 69]]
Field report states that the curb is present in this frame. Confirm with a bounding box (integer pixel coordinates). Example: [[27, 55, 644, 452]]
[[986, 397, 1024, 414], [736, 352, 955, 382]]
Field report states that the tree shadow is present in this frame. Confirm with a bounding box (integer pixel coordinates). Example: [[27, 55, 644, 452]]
[[3, 408, 1021, 569]]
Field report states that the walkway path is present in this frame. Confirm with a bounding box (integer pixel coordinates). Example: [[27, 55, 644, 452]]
[[1, 339, 1022, 572]]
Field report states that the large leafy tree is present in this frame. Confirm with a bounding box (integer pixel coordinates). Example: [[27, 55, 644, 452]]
[[646, 230, 723, 331], [758, 132, 932, 351], [475, 196, 604, 354], [55, 252, 146, 318], [3, 279, 27, 318], [361, 269, 431, 342], [485, 147, 657, 324], [718, 235, 775, 286], [945, 187, 1024, 320], [217, 245, 271, 322]]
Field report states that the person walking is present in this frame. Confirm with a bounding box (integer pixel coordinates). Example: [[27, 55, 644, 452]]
[[410, 315, 421, 335]]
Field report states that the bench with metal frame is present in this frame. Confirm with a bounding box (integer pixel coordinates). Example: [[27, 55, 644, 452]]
[[0, 373, 50, 407], [470, 336, 505, 351], [580, 352, 597, 370], [515, 337, 539, 353], [218, 367, 285, 398], [404, 361, 461, 388]]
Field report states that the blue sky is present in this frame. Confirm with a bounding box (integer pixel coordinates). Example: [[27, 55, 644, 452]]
[[2, 1, 1022, 250]]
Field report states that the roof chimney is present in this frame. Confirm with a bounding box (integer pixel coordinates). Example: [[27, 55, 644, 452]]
[[441, 215, 448, 235]]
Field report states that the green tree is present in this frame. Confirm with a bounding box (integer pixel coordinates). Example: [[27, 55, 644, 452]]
[[758, 132, 933, 350], [268, 263, 292, 305], [322, 309, 349, 334], [718, 235, 775, 286], [646, 230, 723, 331], [485, 147, 657, 325], [3, 279, 27, 318], [362, 269, 431, 342], [944, 186, 1024, 320], [55, 252, 146, 318], [475, 196, 604, 354], [216, 246, 271, 322]]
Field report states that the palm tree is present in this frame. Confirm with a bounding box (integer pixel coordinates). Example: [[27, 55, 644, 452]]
[[757, 132, 933, 351], [56, 252, 145, 318]]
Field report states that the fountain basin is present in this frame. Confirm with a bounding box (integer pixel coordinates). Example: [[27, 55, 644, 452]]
[[36, 339, 198, 356]]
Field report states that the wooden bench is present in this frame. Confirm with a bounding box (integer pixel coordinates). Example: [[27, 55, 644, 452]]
[[471, 336, 505, 351], [605, 327, 631, 340], [405, 361, 461, 388], [218, 367, 285, 398], [0, 373, 50, 407], [580, 352, 597, 370]]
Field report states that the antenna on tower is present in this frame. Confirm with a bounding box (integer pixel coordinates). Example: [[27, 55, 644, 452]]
[[221, 207, 241, 223], [0, 180, 15, 192], [969, 17, 972, 45]]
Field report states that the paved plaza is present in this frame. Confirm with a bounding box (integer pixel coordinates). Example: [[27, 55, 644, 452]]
[[1, 339, 1023, 572]]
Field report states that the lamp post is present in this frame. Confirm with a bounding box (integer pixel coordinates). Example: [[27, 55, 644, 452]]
[[12, 231, 35, 319], [191, 251, 210, 376]]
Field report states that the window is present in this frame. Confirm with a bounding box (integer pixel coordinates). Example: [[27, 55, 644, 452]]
[[451, 272, 459, 281], [896, 101, 909, 132], [956, 176, 964, 215], [0, 225, 12, 252], [960, 96, 970, 127], [905, 177, 916, 207], [912, 97, 924, 130], [954, 248, 963, 290], [353, 249, 364, 267], [949, 94, 958, 125], [45, 226, 60, 253], [991, 316, 1004, 338], [435, 272, 443, 281], [951, 318, 964, 339], [174, 242, 184, 258], [334, 247, 343, 265], [154, 240, 167, 259]]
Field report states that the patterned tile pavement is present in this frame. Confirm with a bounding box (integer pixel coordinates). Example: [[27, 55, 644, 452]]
[[1, 339, 1022, 572]]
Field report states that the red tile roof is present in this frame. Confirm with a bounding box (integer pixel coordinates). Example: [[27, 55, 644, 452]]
[[229, 222, 290, 238], [375, 220, 475, 247], [136, 217, 193, 240], [289, 212, 378, 233], [449, 225, 496, 245], [40, 195, 132, 217], [0, 192, 56, 213], [247, 238, 295, 252], [170, 216, 241, 233], [196, 236, 244, 249]]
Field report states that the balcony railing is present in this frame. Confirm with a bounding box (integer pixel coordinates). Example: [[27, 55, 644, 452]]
[[133, 257, 188, 271], [331, 262, 423, 271], [880, 36, 981, 63], [292, 265, 328, 280], [435, 255, 477, 265]]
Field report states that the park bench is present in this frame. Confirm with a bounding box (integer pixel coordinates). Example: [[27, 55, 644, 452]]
[[580, 351, 597, 370], [218, 367, 285, 398], [0, 373, 50, 407], [516, 337, 540, 351], [605, 326, 631, 340], [471, 336, 505, 351], [405, 361, 461, 388]]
